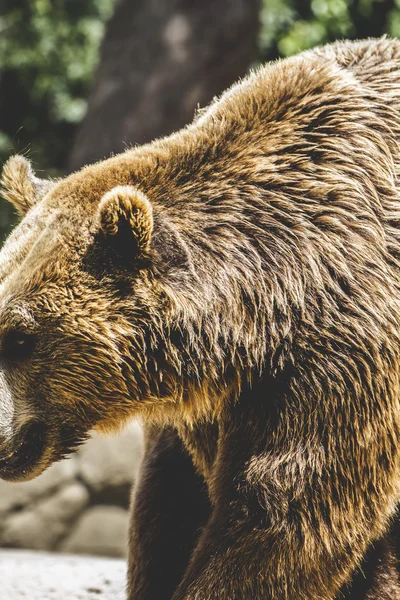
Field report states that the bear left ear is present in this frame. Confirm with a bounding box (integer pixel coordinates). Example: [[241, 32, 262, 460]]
[[98, 185, 153, 257], [1, 155, 55, 215]]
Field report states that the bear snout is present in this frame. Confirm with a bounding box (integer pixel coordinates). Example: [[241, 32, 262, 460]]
[[0, 420, 47, 481]]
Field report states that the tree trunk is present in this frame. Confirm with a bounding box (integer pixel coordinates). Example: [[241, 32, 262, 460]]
[[69, 0, 260, 171]]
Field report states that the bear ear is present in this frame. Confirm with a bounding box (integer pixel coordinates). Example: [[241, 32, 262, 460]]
[[1, 155, 55, 215], [98, 185, 153, 258]]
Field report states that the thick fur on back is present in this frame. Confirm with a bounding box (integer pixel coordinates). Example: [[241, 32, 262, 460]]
[[1, 38, 400, 598]]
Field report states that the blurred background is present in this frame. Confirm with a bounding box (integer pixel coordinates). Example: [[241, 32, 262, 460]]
[[0, 0, 398, 558]]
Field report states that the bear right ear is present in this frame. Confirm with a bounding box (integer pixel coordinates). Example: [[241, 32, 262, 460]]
[[1, 155, 55, 216], [98, 185, 153, 258]]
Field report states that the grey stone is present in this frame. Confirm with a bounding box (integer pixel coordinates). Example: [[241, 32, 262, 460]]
[[78, 421, 143, 493], [59, 506, 130, 558], [0, 422, 143, 556], [0, 483, 90, 550], [0, 549, 126, 600], [0, 456, 78, 516]]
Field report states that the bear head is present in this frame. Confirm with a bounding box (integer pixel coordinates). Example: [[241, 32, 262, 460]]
[[0, 152, 210, 481]]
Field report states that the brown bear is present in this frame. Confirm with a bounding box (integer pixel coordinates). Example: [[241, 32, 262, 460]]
[[0, 37, 400, 600]]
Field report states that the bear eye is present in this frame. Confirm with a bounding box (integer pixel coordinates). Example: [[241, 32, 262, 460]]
[[2, 331, 37, 362]]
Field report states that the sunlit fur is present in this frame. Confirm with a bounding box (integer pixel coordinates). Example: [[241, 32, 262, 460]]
[[1, 38, 400, 598], [1, 155, 55, 215]]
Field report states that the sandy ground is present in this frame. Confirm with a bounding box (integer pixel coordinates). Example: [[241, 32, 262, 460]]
[[0, 549, 126, 599]]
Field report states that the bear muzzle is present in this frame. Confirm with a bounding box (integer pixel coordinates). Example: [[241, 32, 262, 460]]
[[0, 420, 47, 480]]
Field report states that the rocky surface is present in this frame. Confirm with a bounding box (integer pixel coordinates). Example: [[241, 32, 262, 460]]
[[60, 506, 130, 556], [0, 549, 126, 599], [0, 422, 143, 558]]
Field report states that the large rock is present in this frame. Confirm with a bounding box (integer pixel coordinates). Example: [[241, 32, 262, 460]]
[[59, 506, 130, 557], [0, 549, 126, 600], [0, 456, 78, 516], [0, 421, 143, 555], [1, 483, 90, 550], [79, 422, 143, 496]]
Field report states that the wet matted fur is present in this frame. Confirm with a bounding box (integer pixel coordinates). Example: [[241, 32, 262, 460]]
[[1, 37, 400, 599]]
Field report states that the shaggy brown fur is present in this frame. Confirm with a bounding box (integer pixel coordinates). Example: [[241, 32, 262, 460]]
[[1, 37, 400, 599]]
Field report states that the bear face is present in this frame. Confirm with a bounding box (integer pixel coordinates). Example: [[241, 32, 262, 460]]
[[0, 128, 257, 482], [0, 155, 195, 481]]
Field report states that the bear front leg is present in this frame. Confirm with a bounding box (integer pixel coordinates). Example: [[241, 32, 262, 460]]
[[128, 426, 211, 600], [170, 401, 400, 600]]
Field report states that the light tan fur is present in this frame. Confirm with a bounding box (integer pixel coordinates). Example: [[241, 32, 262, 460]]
[[1, 155, 55, 215]]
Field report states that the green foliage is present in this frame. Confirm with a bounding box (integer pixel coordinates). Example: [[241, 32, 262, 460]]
[[0, 0, 114, 245], [0, 0, 114, 169], [259, 0, 400, 61]]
